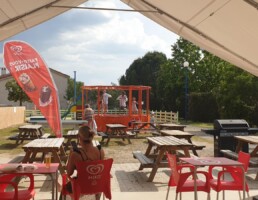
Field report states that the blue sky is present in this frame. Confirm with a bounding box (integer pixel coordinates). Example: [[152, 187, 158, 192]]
[[0, 0, 178, 85]]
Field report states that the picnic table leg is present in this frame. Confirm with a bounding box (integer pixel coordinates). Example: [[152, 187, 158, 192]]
[[103, 127, 109, 143], [29, 151, 38, 163], [183, 147, 191, 157], [105, 135, 111, 145], [52, 151, 65, 174], [235, 140, 244, 153], [126, 135, 131, 144], [123, 129, 131, 144], [251, 145, 258, 157], [186, 138, 198, 156], [147, 148, 166, 182], [16, 131, 25, 144], [118, 130, 125, 141], [22, 151, 32, 163]]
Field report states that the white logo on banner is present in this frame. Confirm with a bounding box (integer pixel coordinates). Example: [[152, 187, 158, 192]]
[[10, 45, 22, 55]]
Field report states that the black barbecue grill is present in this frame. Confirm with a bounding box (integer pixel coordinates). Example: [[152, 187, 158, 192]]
[[202, 119, 258, 156]]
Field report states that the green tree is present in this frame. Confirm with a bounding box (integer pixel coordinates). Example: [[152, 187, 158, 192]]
[[214, 64, 258, 123], [119, 51, 167, 110], [157, 38, 203, 115], [5, 80, 31, 106], [64, 78, 84, 104]]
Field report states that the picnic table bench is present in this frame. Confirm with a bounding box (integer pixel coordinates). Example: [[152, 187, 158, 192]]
[[220, 149, 258, 167], [101, 124, 133, 145], [221, 135, 258, 180], [160, 130, 205, 156], [159, 123, 186, 131], [22, 138, 67, 174], [9, 124, 50, 144], [130, 121, 159, 136], [133, 136, 193, 182]]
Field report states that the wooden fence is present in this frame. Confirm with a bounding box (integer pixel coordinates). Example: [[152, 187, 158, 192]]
[[153, 110, 179, 124], [25, 110, 179, 123]]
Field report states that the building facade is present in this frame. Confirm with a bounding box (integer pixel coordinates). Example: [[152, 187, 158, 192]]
[[0, 67, 70, 109]]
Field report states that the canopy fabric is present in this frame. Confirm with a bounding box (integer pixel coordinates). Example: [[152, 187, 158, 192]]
[[121, 0, 258, 77], [0, 0, 88, 41], [1, 0, 258, 77]]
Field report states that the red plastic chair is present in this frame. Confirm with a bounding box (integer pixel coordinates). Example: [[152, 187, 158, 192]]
[[60, 158, 113, 200], [166, 152, 210, 200], [208, 151, 250, 200], [0, 173, 35, 200]]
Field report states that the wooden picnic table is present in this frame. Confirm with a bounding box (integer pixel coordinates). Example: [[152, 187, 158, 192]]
[[15, 124, 44, 144], [131, 121, 158, 133], [22, 138, 67, 174], [133, 136, 193, 182], [160, 130, 205, 156], [159, 123, 186, 131], [102, 124, 132, 145], [63, 130, 78, 151], [235, 135, 258, 156], [221, 135, 258, 180]]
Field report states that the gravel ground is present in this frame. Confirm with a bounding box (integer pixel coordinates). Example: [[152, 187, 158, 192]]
[[102, 125, 214, 164]]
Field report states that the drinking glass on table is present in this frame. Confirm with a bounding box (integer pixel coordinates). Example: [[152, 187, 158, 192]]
[[45, 153, 51, 168]]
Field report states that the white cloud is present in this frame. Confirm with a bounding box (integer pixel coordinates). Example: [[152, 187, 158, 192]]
[[0, 0, 179, 85]]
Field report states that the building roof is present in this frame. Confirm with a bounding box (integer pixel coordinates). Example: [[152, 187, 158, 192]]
[[0, 68, 70, 80]]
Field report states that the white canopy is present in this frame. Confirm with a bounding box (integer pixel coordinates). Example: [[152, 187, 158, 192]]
[[0, 0, 87, 41], [1, 0, 258, 76], [121, 0, 258, 76]]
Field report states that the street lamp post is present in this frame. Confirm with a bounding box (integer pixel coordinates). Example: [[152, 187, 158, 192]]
[[183, 61, 189, 122], [74, 71, 76, 104]]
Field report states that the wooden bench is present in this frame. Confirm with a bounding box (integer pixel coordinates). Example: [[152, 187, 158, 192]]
[[9, 133, 51, 140], [8, 155, 24, 163], [220, 149, 258, 167], [98, 132, 108, 143], [126, 131, 136, 137], [132, 151, 154, 168], [40, 133, 51, 139], [97, 132, 108, 138], [192, 145, 206, 151], [151, 131, 161, 136], [8, 134, 36, 142], [8, 133, 19, 140], [132, 150, 168, 170]]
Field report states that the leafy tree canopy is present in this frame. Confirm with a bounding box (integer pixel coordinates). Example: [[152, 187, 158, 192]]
[[5, 80, 31, 106]]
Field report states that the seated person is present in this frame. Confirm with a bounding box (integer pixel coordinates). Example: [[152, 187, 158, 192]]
[[65, 126, 105, 199], [84, 104, 97, 134]]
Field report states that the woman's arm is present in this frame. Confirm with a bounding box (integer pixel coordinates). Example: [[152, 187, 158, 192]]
[[100, 149, 105, 160], [66, 151, 78, 177]]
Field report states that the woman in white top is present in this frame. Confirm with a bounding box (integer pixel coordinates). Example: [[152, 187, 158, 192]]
[[117, 91, 128, 110], [102, 90, 112, 114]]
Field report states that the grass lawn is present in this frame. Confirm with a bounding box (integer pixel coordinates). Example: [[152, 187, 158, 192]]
[[0, 122, 213, 162], [0, 125, 26, 155], [0, 125, 74, 155]]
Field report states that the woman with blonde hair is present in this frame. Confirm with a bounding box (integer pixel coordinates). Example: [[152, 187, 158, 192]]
[[65, 126, 105, 199]]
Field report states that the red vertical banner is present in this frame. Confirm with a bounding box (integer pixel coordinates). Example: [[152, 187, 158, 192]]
[[3, 41, 62, 137]]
